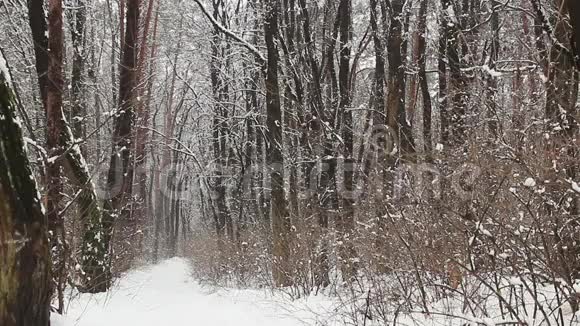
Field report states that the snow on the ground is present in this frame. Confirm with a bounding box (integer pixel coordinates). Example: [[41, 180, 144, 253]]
[[51, 258, 580, 326], [51, 258, 334, 326]]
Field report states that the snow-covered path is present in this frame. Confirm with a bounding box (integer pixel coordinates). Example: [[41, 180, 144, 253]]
[[52, 258, 328, 326], [49, 258, 580, 326]]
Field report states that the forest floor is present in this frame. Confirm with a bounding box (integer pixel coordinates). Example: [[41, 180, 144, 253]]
[[51, 258, 336, 326], [50, 258, 580, 326]]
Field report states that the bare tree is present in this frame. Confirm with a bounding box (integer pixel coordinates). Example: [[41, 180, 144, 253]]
[[101, 0, 140, 278], [337, 0, 358, 280], [25, 0, 108, 294], [46, 0, 67, 312], [264, 0, 292, 287], [209, 0, 234, 263]]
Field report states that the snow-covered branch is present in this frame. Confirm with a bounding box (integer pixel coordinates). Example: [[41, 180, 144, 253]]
[[192, 0, 266, 64]]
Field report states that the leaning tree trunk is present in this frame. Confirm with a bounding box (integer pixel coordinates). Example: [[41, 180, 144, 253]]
[[0, 49, 52, 326], [25, 0, 108, 294]]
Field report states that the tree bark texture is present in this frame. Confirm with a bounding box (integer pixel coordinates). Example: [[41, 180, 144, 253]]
[[0, 50, 52, 326], [264, 0, 293, 287]]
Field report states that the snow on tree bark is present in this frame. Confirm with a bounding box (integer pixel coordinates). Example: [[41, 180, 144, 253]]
[[337, 0, 358, 280], [0, 49, 52, 326], [543, 0, 580, 289], [98, 0, 140, 289], [46, 0, 67, 312], [264, 0, 293, 287], [68, 0, 88, 150], [24, 0, 109, 295]]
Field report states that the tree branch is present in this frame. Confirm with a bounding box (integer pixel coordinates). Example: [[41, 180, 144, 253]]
[[193, 0, 266, 64]]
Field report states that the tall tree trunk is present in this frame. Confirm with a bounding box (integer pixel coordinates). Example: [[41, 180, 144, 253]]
[[0, 49, 52, 326], [418, 0, 432, 161], [438, 0, 449, 146], [544, 0, 580, 288], [316, 0, 340, 286], [387, 0, 413, 160], [102, 0, 140, 283], [264, 0, 292, 287], [410, 0, 435, 202], [133, 0, 158, 259], [374, 0, 413, 272], [446, 1, 468, 147], [210, 0, 233, 264], [296, 0, 330, 287], [368, 0, 389, 265], [46, 0, 66, 313], [248, 1, 270, 230], [26, 0, 108, 295], [438, 0, 472, 287], [369, 0, 385, 121], [486, 0, 500, 138], [281, 0, 302, 226], [155, 15, 184, 261], [337, 0, 358, 280]]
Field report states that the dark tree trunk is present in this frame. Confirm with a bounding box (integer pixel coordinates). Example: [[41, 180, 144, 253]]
[[418, 0, 432, 160], [565, 0, 580, 68], [209, 0, 234, 264], [438, 0, 449, 145], [486, 0, 500, 138], [26, 0, 107, 295], [264, 0, 292, 287], [544, 0, 580, 287], [445, 0, 468, 147], [315, 0, 340, 287], [369, 0, 388, 271], [100, 0, 140, 290], [370, 0, 385, 126], [27, 0, 49, 110], [0, 50, 52, 326], [133, 0, 158, 255], [296, 0, 330, 287], [337, 0, 358, 281], [47, 0, 67, 313], [387, 0, 413, 159], [281, 0, 302, 225]]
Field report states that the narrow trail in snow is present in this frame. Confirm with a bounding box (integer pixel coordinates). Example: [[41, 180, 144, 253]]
[[52, 258, 325, 326]]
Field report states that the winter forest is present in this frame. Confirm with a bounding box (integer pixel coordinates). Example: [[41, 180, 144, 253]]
[[1, 0, 580, 325]]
